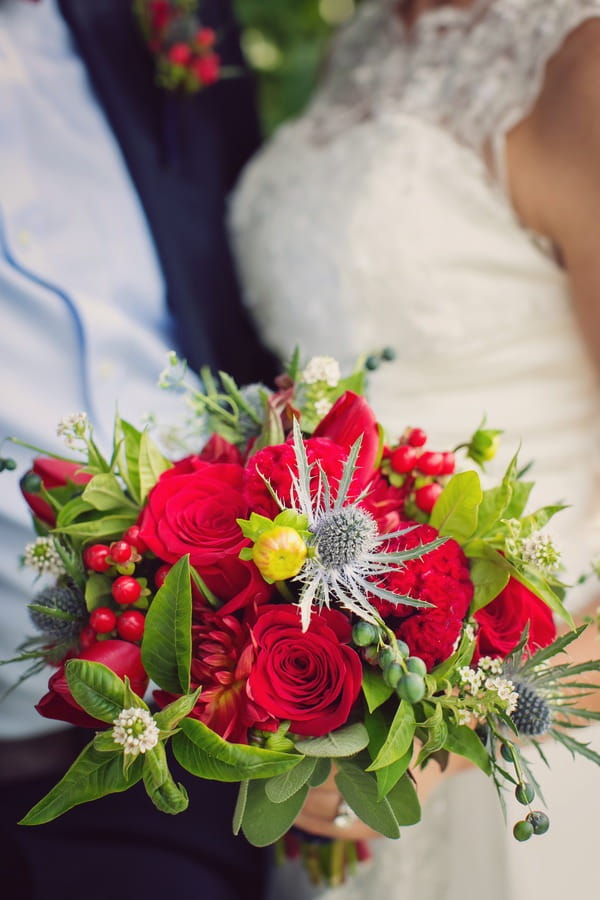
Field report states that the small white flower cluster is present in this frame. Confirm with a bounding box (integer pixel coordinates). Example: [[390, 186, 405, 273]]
[[158, 350, 188, 390], [23, 537, 66, 576], [458, 663, 519, 715], [484, 676, 519, 714], [477, 655, 503, 675], [301, 356, 341, 387], [56, 412, 89, 449], [112, 708, 159, 757], [517, 531, 561, 574], [314, 397, 333, 418]]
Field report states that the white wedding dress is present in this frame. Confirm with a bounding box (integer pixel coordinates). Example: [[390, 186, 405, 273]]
[[230, 1, 600, 897]]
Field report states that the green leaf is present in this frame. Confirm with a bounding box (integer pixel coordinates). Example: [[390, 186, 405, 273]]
[[335, 760, 400, 838], [503, 480, 534, 519], [308, 757, 332, 787], [241, 779, 309, 847], [142, 742, 189, 814], [444, 722, 491, 774], [367, 702, 416, 771], [65, 659, 143, 724], [386, 773, 421, 825], [173, 719, 302, 781], [365, 708, 412, 800], [138, 430, 171, 503], [233, 780, 249, 835], [415, 703, 448, 765], [469, 557, 510, 613], [141, 555, 192, 694], [294, 722, 370, 758], [518, 504, 568, 538], [265, 756, 317, 803], [56, 513, 138, 541], [55, 498, 94, 528], [153, 689, 202, 731], [81, 473, 138, 512], [114, 417, 143, 504], [19, 743, 143, 825], [84, 573, 113, 612], [362, 665, 394, 713], [474, 484, 512, 539], [429, 471, 483, 542]]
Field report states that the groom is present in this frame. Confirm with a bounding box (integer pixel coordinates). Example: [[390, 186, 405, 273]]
[[0, 1, 275, 897]]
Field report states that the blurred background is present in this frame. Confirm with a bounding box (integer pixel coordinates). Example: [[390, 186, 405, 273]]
[[233, 0, 359, 133]]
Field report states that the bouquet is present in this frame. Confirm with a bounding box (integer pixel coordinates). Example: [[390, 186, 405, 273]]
[[4, 350, 600, 885]]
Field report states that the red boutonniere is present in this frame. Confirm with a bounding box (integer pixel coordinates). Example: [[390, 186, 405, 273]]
[[134, 0, 228, 92]]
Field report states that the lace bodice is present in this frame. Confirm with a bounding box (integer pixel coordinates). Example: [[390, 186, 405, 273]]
[[230, 0, 600, 596]]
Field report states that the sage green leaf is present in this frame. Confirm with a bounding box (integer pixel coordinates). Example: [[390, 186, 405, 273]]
[[444, 723, 491, 774], [294, 723, 369, 758], [56, 513, 138, 541], [19, 743, 143, 825], [367, 702, 416, 771], [153, 689, 202, 731], [241, 779, 309, 847], [335, 761, 400, 839], [81, 473, 138, 512], [265, 756, 317, 803], [66, 659, 131, 724], [308, 757, 332, 787], [173, 719, 302, 780], [429, 471, 483, 542], [138, 430, 171, 503], [84, 573, 113, 612], [114, 417, 143, 504], [362, 665, 394, 713], [469, 557, 510, 613], [142, 743, 189, 814], [141, 555, 192, 694], [233, 780, 249, 835], [386, 774, 421, 825]]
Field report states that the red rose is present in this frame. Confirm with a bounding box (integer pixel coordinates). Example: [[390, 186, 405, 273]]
[[201, 558, 275, 615], [138, 461, 248, 570], [36, 641, 148, 728], [247, 606, 363, 737], [21, 457, 92, 526], [198, 435, 243, 466], [474, 577, 556, 660], [313, 392, 381, 489], [359, 474, 407, 534], [244, 438, 347, 518]]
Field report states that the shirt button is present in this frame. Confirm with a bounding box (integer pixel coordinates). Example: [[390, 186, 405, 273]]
[[99, 360, 115, 380], [16, 229, 32, 248]]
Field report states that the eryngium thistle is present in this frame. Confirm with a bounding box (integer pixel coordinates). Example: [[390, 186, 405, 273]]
[[28, 583, 86, 640], [312, 507, 379, 568], [510, 679, 552, 736]]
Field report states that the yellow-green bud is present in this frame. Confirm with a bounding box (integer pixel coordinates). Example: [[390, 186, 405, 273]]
[[252, 526, 307, 582]]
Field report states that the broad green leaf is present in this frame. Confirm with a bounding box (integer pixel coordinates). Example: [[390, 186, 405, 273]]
[[518, 504, 568, 538], [294, 722, 369, 758], [430, 628, 475, 682], [142, 742, 189, 814], [93, 731, 120, 752], [335, 761, 400, 839], [233, 780, 249, 834], [138, 430, 171, 503], [114, 417, 143, 503], [153, 689, 202, 731], [469, 557, 510, 613], [66, 659, 143, 723], [241, 779, 308, 847], [56, 498, 94, 528], [444, 723, 491, 774], [84, 573, 113, 612], [308, 757, 332, 787], [19, 743, 143, 825], [173, 719, 302, 780], [81, 473, 138, 512], [429, 471, 483, 542], [367, 702, 416, 771], [265, 756, 317, 803], [365, 708, 412, 800], [474, 483, 512, 539], [503, 480, 534, 519], [362, 665, 394, 713], [56, 512, 138, 541], [141, 555, 192, 694], [386, 773, 421, 825]]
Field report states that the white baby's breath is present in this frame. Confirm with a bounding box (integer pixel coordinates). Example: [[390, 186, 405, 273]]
[[301, 356, 341, 387], [23, 537, 65, 576]]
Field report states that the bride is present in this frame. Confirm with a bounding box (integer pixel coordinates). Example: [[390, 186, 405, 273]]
[[230, 1, 600, 898]]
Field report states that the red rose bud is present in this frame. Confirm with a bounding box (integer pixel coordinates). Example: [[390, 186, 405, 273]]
[[21, 457, 92, 526], [313, 391, 381, 489], [474, 577, 556, 660], [36, 641, 148, 728], [192, 53, 220, 86], [168, 42, 192, 66]]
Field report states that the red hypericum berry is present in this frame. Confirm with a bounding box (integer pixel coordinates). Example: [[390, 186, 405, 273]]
[[196, 27, 216, 48], [390, 445, 417, 474], [414, 482, 443, 514], [407, 428, 428, 447], [79, 625, 97, 649], [89, 607, 117, 634], [416, 451, 445, 476], [440, 451, 456, 475], [168, 42, 192, 66], [109, 540, 133, 565], [154, 564, 171, 589], [117, 610, 146, 642], [123, 525, 147, 554], [192, 53, 220, 86], [112, 576, 142, 606], [83, 544, 111, 572]]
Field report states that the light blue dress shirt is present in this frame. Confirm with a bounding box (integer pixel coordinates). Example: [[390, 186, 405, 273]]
[[0, 0, 194, 735]]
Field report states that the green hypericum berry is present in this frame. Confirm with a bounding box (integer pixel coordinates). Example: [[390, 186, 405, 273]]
[[513, 820, 534, 842], [406, 656, 427, 676], [381, 347, 396, 361], [515, 782, 535, 805], [397, 672, 426, 703], [363, 645, 380, 665], [3, 457, 17, 471], [500, 742, 514, 762], [396, 640, 410, 658], [352, 621, 379, 647], [365, 355, 380, 371], [384, 662, 404, 689], [378, 646, 396, 669], [526, 811, 550, 835]]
